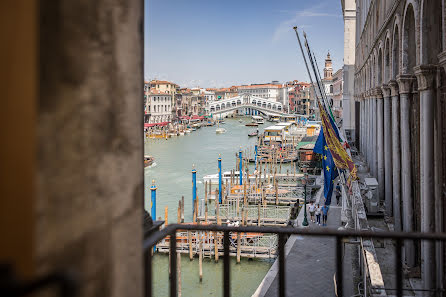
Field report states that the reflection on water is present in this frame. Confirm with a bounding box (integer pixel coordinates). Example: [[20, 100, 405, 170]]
[[153, 254, 273, 297]]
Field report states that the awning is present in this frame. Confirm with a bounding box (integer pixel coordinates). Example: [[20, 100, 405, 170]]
[[144, 122, 170, 128]]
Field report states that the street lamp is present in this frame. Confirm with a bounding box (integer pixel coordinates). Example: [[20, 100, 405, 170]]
[[301, 166, 309, 227]]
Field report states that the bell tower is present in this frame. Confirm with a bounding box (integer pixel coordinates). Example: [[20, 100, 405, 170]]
[[324, 52, 333, 79]]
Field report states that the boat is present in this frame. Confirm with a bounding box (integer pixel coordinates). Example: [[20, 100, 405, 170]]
[[216, 115, 226, 134], [216, 127, 226, 134], [239, 119, 243, 123], [245, 122, 259, 127], [248, 130, 259, 137], [144, 155, 155, 168], [252, 115, 264, 124]]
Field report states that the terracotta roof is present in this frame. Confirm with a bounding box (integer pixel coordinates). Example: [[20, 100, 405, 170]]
[[150, 80, 178, 86], [238, 84, 282, 89]]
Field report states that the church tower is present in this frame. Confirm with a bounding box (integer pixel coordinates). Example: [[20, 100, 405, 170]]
[[324, 52, 333, 80]]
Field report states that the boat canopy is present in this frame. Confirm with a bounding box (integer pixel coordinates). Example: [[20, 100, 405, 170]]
[[264, 125, 286, 132], [251, 115, 263, 120]]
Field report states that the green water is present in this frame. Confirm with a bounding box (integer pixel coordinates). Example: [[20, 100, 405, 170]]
[[144, 117, 273, 297]]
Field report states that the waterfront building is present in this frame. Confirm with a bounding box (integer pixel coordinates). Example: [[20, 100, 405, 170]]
[[237, 83, 282, 101], [288, 82, 311, 116], [203, 89, 215, 103], [341, 0, 446, 293], [332, 68, 343, 121], [144, 81, 150, 123], [147, 90, 173, 123], [149, 79, 179, 95], [214, 86, 238, 101]]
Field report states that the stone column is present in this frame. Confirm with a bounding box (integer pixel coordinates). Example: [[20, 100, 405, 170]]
[[388, 80, 400, 218], [414, 65, 438, 294], [370, 91, 376, 177], [373, 94, 378, 177], [376, 88, 384, 206], [396, 75, 416, 261], [381, 85, 393, 219], [366, 91, 372, 165], [361, 95, 365, 152]]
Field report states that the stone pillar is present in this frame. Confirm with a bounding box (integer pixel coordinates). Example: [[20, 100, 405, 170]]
[[367, 92, 371, 170], [376, 88, 384, 206], [360, 96, 364, 152], [372, 94, 378, 177], [381, 85, 393, 220], [396, 75, 416, 262], [39, 1, 144, 296], [388, 80, 400, 218], [414, 65, 438, 294]]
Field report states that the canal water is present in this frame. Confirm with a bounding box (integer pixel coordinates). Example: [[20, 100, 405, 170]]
[[144, 117, 273, 297]]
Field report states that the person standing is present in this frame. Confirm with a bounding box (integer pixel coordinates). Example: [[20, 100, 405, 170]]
[[308, 201, 316, 223], [315, 204, 321, 225], [321, 204, 329, 226], [335, 184, 341, 205]]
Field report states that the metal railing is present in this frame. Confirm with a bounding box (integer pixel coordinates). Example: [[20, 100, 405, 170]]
[[143, 224, 446, 297]]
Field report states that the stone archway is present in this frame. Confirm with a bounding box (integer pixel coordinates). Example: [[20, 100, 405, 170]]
[[384, 35, 391, 83], [378, 47, 383, 85], [392, 16, 401, 79], [402, 3, 418, 75], [420, 0, 442, 64]]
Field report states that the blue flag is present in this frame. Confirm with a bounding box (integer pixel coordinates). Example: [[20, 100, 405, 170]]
[[314, 129, 338, 205]]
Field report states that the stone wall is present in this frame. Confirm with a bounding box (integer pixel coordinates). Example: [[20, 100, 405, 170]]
[[38, 1, 144, 296]]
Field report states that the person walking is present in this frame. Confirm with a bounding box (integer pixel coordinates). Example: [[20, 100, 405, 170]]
[[308, 201, 316, 223], [315, 204, 321, 225], [321, 204, 329, 226]]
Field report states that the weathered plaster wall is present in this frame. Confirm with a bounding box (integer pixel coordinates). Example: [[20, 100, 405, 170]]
[[38, 1, 144, 296]]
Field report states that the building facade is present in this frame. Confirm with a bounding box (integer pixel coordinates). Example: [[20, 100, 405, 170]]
[[332, 68, 343, 120], [149, 80, 179, 95], [147, 90, 173, 123], [342, 0, 446, 293], [237, 83, 281, 101]]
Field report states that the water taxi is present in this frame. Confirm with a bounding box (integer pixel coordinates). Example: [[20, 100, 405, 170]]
[[252, 115, 264, 124], [144, 155, 155, 168], [216, 127, 226, 134]]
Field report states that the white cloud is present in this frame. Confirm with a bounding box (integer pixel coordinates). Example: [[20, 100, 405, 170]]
[[272, 3, 340, 43]]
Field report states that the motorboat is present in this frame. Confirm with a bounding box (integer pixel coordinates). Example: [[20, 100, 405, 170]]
[[216, 127, 226, 134], [144, 155, 155, 168]]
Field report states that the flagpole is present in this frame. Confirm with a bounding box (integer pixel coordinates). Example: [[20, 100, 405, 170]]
[[292, 27, 323, 119]]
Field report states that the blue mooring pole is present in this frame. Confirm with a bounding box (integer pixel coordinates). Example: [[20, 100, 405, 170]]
[[192, 166, 197, 216], [150, 180, 157, 252], [254, 144, 258, 170], [218, 155, 222, 203], [239, 149, 243, 185]]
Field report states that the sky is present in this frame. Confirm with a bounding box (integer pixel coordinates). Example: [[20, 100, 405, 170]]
[[144, 0, 344, 88]]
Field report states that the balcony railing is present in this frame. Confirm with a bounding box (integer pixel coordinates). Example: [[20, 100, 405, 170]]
[[143, 224, 446, 297]]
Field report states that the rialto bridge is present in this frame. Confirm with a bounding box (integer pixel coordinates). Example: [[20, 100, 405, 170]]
[[206, 94, 285, 118]]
